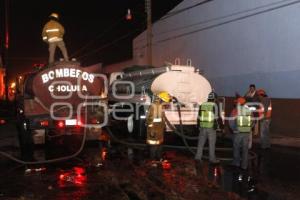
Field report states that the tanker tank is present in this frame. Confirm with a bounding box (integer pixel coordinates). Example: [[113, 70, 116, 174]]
[[15, 61, 107, 158], [108, 64, 212, 138]]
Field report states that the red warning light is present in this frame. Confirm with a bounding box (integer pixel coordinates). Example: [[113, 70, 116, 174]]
[[162, 160, 171, 170], [40, 120, 49, 127]]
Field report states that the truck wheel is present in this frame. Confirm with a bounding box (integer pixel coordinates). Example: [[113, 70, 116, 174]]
[[126, 104, 146, 140], [133, 105, 147, 140], [127, 114, 134, 134], [17, 120, 34, 161]]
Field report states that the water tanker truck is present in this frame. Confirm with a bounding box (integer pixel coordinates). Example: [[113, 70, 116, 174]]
[[15, 61, 107, 157], [108, 62, 217, 140]]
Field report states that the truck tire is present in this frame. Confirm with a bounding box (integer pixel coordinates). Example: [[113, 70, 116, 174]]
[[127, 104, 146, 140], [16, 120, 34, 161], [127, 114, 134, 134]]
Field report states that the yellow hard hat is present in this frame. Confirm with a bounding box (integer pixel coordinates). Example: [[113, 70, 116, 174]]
[[50, 13, 59, 19], [157, 91, 172, 103]]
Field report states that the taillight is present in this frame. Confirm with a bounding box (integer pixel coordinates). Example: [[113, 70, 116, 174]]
[[162, 160, 171, 170], [0, 119, 5, 125], [40, 120, 49, 127], [76, 119, 82, 127], [56, 120, 65, 129]]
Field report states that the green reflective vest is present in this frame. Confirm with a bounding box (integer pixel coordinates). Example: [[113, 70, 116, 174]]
[[237, 106, 252, 133], [199, 102, 215, 128]]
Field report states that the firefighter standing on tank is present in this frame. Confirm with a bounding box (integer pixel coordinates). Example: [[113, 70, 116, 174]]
[[195, 91, 224, 164], [146, 91, 171, 160], [42, 13, 69, 64]]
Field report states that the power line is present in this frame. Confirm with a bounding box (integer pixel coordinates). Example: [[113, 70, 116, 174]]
[[156, 0, 294, 36], [71, 1, 146, 59], [160, 0, 213, 21], [134, 0, 294, 45], [78, 29, 140, 61], [70, 16, 124, 58], [135, 0, 300, 49]]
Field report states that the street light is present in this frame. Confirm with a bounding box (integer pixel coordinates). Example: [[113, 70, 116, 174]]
[[126, 9, 132, 20]]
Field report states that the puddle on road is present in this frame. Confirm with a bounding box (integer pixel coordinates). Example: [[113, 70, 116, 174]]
[[0, 142, 299, 199]]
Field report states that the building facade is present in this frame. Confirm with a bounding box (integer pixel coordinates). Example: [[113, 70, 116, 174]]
[[133, 0, 300, 99]]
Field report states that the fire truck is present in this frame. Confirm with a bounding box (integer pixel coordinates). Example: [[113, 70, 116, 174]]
[[15, 61, 107, 157]]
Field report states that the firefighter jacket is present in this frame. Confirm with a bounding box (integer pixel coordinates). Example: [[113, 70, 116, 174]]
[[146, 101, 165, 145], [42, 20, 65, 43], [197, 101, 224, 130]]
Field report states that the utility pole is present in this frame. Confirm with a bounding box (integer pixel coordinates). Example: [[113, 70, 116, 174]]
[[4, 0, 9, 101], [145, 0, 152, 66]]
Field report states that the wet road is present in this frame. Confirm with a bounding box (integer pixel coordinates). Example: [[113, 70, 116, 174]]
[[0, 121, 300, 199]]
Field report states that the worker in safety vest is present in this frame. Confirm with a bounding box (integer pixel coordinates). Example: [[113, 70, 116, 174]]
[[231, 97, 253, 170], [42, 13, 69, 64], [146, 91, 171, 159], [195, 91, 224, 164], [257, 89, 272, 149]]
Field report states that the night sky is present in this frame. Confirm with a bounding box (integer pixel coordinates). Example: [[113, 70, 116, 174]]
[[0, 0, 182, 81]]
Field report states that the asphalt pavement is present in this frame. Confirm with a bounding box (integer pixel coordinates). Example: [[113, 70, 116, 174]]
[[1, 119, 300, 200]]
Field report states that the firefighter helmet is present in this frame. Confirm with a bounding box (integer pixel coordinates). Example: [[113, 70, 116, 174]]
[[50, 13, 59, 19], [257, 89, 266, 96], [208, 91, 217, 100], [157, 91, 172, 103], [237, 97, 246, 105]]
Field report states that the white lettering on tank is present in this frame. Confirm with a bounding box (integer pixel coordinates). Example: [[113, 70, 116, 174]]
[[70, 68, 76, 78], [82, 85, 87, 91], [48, 71, 55, 80], [42, 74, 49, 83], [48, 85, 54, 92], [63, 68, 69, 77], [55, 69, 63, 77], [82, 72, 89, 81]]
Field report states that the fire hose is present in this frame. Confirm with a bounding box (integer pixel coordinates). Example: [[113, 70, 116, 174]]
[[163, 101, 257, 161], [0, 101, 256, 164], [0, 108, 89, 165], [0, 127, 87, 165]]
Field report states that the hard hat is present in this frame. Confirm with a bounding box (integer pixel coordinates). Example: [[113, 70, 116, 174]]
[[208, 92, 217, 100], [50, 13, 59, 19], [257, 89, 266, 96], [237, 97, 246, 105], [157, 91, 172, 103]]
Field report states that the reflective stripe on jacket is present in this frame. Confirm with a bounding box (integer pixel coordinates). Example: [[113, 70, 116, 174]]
[[265, 102, 272, 119], [258, 99, 272, 119], [42, 20, 65, 43], [199, 102, 215, 128], [146, 101, 165, 145], [236, 105, 252, 133]]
